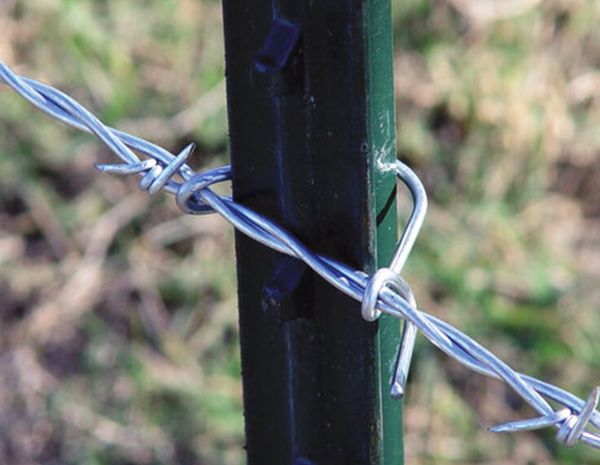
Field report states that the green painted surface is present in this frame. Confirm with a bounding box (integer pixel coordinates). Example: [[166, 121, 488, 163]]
[[365, 0, 404, 463], [223, 0, 403, 462]]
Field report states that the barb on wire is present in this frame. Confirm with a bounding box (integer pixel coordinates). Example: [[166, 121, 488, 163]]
[[1, 60, 599, 452]]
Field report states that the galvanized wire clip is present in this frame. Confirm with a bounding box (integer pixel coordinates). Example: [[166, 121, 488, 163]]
[[361, 162, 427, 399], [1, 59, 600, 452]]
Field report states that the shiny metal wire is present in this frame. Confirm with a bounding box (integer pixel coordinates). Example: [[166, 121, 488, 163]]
[[1, 59, 599, 451]]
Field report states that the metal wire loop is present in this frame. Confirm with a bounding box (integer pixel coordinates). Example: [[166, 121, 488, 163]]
[[362, 161, 427, 324], [176, 165, 232, 215], [361, 268, 419, 398], [362, 268, 408, 322]]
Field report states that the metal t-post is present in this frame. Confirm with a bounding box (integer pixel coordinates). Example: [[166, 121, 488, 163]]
[[221, 1, 402, 463]]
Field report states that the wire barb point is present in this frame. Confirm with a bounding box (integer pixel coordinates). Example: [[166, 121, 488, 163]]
[[489, 408, 571, 434], [490, 387, 600, 449], [95, 158, 157, 175], [558, 386, 600, 448], [146, 142, 196, 196]]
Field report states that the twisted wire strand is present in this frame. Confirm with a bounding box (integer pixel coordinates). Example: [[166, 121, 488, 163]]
[[1, 60, 599, 451]]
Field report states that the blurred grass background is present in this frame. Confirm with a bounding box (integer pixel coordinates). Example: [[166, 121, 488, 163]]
[[0, 0, 599, 464]]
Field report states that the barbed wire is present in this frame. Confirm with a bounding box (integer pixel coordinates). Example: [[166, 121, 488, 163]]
[[1, 59, 599, 451]]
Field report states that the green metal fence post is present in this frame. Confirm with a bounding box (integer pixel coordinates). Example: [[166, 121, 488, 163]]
[[221, 1, 402, 463]]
